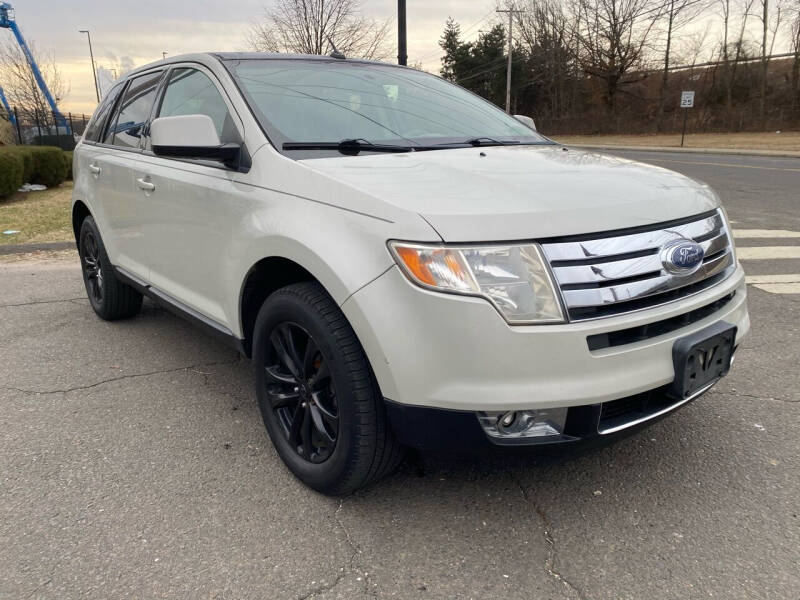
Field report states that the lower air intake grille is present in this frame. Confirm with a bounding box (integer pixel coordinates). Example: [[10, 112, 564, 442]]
[[587, 292, 735, 351]]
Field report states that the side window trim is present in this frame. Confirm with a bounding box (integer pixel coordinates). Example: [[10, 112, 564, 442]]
[[99, 69, 164, 152], [149, 65, 175, 125], [143, 66, 175, 146]]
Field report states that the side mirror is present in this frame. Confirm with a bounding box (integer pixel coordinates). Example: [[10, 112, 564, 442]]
[[513, 114, 537, 131], [151, 114, 240, 167]]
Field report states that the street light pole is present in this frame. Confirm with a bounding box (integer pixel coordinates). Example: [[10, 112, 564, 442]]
[[162, 52, 167, 60], [496, 6, 523, 114], [79, 30, 100, 103], [397, 0, 407, 66]]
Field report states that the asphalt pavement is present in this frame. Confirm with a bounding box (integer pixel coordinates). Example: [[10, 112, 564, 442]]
[[1, 150, 798, 599]]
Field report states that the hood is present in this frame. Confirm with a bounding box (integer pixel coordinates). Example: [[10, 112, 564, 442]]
[[299, 145, 719, 242]]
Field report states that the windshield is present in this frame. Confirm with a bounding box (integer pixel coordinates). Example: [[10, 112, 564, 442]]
[[224, 58, 551, 154]]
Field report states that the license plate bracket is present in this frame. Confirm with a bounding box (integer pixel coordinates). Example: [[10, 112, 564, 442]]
[[668, 321, 737, 400]]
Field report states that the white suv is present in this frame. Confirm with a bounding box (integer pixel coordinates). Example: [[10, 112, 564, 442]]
[[72, 53, 749, 494]]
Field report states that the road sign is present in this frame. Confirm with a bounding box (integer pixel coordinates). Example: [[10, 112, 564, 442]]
[[680, 91, 695, 147]]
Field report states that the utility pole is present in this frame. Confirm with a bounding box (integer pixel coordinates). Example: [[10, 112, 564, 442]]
[[397, 0, 407, 66], [496, 6, 523, 113], [79, 30, 100, 102]]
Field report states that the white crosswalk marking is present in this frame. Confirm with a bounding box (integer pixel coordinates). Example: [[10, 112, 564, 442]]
[[734, 229, 800, 239], [752, 283, 800, 294], [733, 227, 800, 295], [736, 247, 800, 260], [745, 274, 800, 283]]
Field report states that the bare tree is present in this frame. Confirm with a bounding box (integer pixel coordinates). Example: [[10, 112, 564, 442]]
[[246, 0, 393, 60], [657, 0, 708, 127], [716, 0, 756, 116], [676, 27, 711, 67], [0, 35, 68, 127], [791, 4, 800, 106], [574, 0, 664, 113], [514, 0, 577, 118], [757, 0, 784, 117]]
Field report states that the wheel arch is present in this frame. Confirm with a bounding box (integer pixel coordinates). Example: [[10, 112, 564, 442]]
[[238, 256, 320, 357], [72, 199, 92, 247]]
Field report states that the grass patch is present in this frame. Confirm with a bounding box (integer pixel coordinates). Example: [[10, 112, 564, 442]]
[[551, 131, 800, 151], [0, 181, 73, 245]]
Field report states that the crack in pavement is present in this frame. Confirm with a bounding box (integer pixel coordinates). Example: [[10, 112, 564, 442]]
[[1, 358, 241, 396], [24, 577, 52, 599], [510, 471, 587, 600], [297, 498, 370, 600], [0, 297, 85, 309]]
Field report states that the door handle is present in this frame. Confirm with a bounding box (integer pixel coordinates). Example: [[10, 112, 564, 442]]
[[89, 164, 101, 175], [136, 178, 155, 192]]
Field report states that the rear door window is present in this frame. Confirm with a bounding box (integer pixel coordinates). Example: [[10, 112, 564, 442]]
[[84, 83, 124, 142], [103, 71, 163, 148]]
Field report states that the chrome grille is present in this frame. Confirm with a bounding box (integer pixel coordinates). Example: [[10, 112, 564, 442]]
[[540, 209, 736, 321]]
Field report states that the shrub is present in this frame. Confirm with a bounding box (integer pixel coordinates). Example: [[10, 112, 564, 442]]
[[10, 146, 35, 183], [28, 146, 68, 187], [0, 151, 24, 198], [63, 151, 73, 181], [0, 145, 70, 195]]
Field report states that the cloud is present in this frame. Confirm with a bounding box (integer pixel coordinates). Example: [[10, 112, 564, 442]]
[[17, 0, 495, 113]]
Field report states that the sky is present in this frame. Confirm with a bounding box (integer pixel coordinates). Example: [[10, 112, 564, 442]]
[[9, 1, 792, 116], [9, 0, 498, 114]]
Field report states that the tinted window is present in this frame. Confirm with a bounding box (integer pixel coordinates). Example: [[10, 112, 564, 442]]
[[104, 71, 162, 148], [84, 83, 124, 142], [158, 68, 235, 141]]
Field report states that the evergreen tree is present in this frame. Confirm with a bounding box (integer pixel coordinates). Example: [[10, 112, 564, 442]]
[[439, 18, 468, 82]]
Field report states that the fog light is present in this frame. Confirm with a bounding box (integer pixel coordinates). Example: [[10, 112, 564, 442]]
[[477, 407, 568, 445], [499, 411, 516, 428]]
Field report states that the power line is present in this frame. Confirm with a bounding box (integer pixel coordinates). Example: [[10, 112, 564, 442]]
[[454, 55, 509, 81], [461, 7, 498, 38], [457, 56, 525, 83], [415, 7, 498, 65]]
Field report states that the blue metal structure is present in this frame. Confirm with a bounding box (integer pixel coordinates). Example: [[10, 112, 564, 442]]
[[0, 2, 69, 131], [0, 84, 16, 126]]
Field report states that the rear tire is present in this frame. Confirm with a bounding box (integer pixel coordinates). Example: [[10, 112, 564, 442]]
[[78, 216, 142, 321], [253, 282, 404, 495]]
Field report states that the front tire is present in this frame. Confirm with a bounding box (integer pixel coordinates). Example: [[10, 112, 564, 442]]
[[78, 216, 143, 321], [253, 282, 404, 495]]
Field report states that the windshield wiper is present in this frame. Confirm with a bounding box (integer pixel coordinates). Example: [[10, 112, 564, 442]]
[[282, 138, 414, 156], [465, 137, 522, 147]]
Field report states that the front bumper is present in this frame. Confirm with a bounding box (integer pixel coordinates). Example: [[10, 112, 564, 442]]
[[384, 379, 719, 452], [341, 262, 749, 414]]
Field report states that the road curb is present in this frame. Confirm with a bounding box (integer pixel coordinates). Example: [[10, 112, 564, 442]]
[[564, 144, 800, 158], [0, 241, 75, 256]]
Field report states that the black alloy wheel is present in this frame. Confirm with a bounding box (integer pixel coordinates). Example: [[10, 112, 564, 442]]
[[252, 282, 405, 495], [265, 322, 339, 463], [77, 216, 142, 321], [81, 229, 104, 304]]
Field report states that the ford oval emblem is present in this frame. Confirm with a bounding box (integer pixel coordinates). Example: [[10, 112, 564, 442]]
[[660, 239, 705, 275]]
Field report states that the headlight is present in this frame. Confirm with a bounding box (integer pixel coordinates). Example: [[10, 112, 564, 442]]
[[388, 241, 565, 324], [718, 206, 737, 264]]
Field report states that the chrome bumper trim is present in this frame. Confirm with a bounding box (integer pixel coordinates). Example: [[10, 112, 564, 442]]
[[598, 381, 717, 435]]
